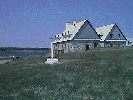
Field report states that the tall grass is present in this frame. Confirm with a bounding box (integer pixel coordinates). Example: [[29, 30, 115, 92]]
[[0, 47, 133, 99]]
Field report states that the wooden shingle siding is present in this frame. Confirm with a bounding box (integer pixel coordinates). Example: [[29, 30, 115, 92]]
[[105, 25, 126, 40], [104, 41, 126, 47], [73, 20, 100, 40], [104, 24, 126, 47]]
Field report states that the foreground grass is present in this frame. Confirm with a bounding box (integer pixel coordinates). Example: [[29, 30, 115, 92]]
[[0, 47, 133, 100]]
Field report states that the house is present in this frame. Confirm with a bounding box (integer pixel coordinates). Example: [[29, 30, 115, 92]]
[[95, 23, 127, 47], [53, 20, 100, 53], [53, 19, 127, 53], [126, 38, 133, 46]]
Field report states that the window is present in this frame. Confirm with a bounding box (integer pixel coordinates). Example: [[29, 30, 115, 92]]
[[68, 44, 69, 51], [68, 31, 69, 34], [62, 45, 63, 49], [118, 34, 120, 38], [86, 45, 89, 50], [62, 33, 63, 36], [110, 34, 113, 38], [110, 44, 113, 47], [94, 43, 97, 48]]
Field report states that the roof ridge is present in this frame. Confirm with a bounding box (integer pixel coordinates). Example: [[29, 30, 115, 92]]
[[95, 23, 115, 29], [95, 23, 116, 41]]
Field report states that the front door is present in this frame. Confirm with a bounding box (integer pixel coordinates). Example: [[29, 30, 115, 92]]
[[94, 43, 97, 48], [68, 44, 69, 52], [110, 44, 113, 47], [86, 45, 89, 50]]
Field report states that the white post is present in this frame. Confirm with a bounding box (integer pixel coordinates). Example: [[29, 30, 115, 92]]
[[51, 42, 53, 58]]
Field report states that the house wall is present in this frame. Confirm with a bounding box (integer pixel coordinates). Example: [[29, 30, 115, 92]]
[[71, 42, 94, 51], [72, 40, 99, 51], [104, 41, 126, 47], [98, 42, 105, 47], [53, 41, 73, 53], [53, 40, 126, 53], [53, 40, 100, 53]]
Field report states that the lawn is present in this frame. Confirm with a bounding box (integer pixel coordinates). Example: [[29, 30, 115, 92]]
[[0, 47, 133, 100]]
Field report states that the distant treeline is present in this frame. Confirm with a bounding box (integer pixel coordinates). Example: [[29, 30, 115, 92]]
[[0, 47, 50, 52]]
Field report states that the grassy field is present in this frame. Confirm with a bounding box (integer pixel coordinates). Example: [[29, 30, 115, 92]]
[[0, 47, 133, 100]]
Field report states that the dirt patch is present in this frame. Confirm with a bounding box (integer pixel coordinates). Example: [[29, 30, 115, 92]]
[[0, 60, 10, 65], [55, 59, 79, 64]]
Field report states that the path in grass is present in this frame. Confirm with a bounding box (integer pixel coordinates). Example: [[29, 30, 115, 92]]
[[0, 60, 10, 65]]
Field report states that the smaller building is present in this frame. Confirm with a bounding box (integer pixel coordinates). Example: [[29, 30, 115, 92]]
[[95, 23, 127, 47], [126, 38, 133, 46]]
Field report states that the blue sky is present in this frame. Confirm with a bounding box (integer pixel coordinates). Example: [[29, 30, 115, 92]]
[[0, 0, 133, 48]]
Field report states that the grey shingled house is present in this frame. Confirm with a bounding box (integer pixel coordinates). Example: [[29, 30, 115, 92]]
[[53, 20, 100, 53], [53, 19, 127, 53]]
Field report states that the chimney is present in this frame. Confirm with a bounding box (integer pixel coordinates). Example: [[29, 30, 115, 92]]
[[73, 20, 77, 26]]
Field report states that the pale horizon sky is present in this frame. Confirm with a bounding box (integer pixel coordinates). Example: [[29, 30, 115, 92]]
[[0, 0, 133, 48]]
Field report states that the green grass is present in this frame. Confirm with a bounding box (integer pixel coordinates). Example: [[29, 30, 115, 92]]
[[0, 47, 133, 100]]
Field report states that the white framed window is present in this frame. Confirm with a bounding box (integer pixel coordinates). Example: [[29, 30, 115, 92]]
[[118, 34, 120, 39], [110, 34, 113, 38]]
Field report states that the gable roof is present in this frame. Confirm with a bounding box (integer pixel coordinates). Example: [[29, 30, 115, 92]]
[[113, 24, 127, 40], [95, 23, 115, 41], [73, 20, 100, 40], [53, 20, 127, 43], [53, 20, 87, 43]]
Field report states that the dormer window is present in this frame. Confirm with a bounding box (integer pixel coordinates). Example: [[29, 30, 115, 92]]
[[98, 34, 103, 38], [110, 34, 113, 38]]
